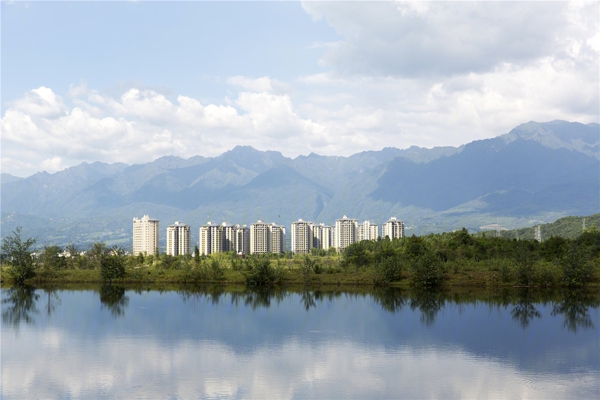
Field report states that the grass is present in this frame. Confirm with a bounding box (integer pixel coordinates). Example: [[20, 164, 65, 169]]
[[2, 258, 598, 289]]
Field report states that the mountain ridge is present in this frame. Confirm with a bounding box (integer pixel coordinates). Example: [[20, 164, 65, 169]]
[[2, 119, 598, 248]]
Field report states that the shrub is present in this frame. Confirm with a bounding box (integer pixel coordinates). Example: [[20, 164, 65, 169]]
[[99, 248, 126, 283], [245, 257, 280, 288], [210, 258, 225, 281], [561, 245, 594, 287], [410, 251, 445, 288], [373, 256, 403, 286]]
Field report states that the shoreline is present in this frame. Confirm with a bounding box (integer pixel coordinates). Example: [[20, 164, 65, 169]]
[[2, 267, 598, 289]]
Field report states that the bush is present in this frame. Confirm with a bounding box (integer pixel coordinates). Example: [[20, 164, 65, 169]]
[[372, 256, 403, 286], [561, 245, 595, 287], [245, 257, 279, 288], [535, 261, 560, 287], [410, 251, 445, 288], [99, 248, 126, 283], [210, 259, 225, 281]]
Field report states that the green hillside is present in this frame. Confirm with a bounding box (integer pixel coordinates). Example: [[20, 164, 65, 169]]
[[498, 214, 599, 240]]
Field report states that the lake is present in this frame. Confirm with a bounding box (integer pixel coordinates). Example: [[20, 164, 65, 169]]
[[2, 286, 599, 399]]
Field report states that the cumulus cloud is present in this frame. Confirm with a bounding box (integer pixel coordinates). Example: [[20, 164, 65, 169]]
[[0, 83, 333, 176], [1, 2, 597, 177], [302, 1, 595, 78]]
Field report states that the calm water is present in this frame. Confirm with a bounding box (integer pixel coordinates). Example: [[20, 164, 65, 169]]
[[2, 286, 599, 399]]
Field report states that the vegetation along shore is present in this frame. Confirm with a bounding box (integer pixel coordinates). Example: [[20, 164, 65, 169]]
[[2, 225, 599, 289]]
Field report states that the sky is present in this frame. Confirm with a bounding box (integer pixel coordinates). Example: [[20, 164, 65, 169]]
[[1, 1, 598, 177]]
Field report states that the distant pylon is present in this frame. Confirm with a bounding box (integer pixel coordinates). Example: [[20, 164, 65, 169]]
[[583, 218, 586, 232], [535, 225, 541, 242]]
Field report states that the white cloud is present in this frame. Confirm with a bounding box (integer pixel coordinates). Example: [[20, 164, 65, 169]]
[[301, 1, 592, 78], [227, 76, 293, 94], [1, 2, 598, 177], [3, 330, 597, 399]]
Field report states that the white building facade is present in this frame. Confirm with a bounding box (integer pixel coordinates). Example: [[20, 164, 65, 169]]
[[382, 217, 405, 239], [133, 215, 159, 256], [166, 221, 190, 256], [359, 220, 379, 241], [291, 219, 314, 254], [335, 215, 358, 252], [250, 221, 286, 254]]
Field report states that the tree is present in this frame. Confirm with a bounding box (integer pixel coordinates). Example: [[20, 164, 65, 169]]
[[40, 245, 66, 271], [194, 245, 200, 266], [99, 246, 126, 283], [2, 227, 37, 284]]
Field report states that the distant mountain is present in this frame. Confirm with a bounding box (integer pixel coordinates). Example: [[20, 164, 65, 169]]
[[1, 120, 598, 249], [1, 173, 23, 184], [496, 213, 600, 241], [500, 120, 599, 159]]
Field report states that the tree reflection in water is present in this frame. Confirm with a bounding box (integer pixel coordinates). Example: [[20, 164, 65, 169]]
[[301, 290, 316, 311], [551, 290, 597, 332], [1, 285, 40, 331], [409, 290, 446, 326], [511, 288, 542, 329], [99, 285, 129, 318], [371, 288, 406, 313]]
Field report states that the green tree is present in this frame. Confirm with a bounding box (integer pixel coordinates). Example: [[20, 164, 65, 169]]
[[40, 245, 66, 271], [2, 227, 37, 284], [410, 251, 445, 288], [194, 245, 200, 266], [99, 246, 126, 283]]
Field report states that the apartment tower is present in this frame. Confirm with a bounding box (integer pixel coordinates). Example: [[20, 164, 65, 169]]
[[166, 221, 190, 256], [335, 215, 358, 252], [133, 215, 159, 256], [382, 217, 404, 239], [291, 219, 314, 254]]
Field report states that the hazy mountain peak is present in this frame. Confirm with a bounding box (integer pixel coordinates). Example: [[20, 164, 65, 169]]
[[1, 173, 23, 184], [501, 120, 599, 158]]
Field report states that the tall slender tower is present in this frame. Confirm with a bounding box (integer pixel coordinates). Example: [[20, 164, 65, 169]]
[[133, 215, 159, 256]]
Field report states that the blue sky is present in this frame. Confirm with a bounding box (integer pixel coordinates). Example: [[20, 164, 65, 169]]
[[2, 1, 599, 177]]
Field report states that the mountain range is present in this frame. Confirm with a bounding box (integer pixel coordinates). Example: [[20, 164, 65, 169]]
[[1, 120, 598, 249]]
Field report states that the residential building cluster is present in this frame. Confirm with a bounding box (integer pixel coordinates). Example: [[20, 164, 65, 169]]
[[132, 214, 404, 256]]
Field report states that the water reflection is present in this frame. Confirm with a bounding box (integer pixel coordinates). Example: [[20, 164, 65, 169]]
[[1, 285, 40, 330], [409, 290, 446, 326], [510, 289, 542, 328], [2, 286, 599, 399], [2, 285, 599, 332], [551, 290, 596, 332], [99, 285, 129, 318]]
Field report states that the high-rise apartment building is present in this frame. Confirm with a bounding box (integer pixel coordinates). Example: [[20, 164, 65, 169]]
[[359, 220, 379, 241], [199, 222, 224, 255], [291, 219, 314, 254], [382, 217, 404, 239], [250, 221, 286, 254], [222, 223, 238, 252], [335, 215, 358, 252], [313, 223, 334, 250], [236, 225, 250, 255], [166, 221, 190, 256], [250, 220, 270, 254], [133, 215, 159, 256], [270, 224, 286, 254]]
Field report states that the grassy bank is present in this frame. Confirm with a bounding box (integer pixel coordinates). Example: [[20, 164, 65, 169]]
[[2, 258, 599, 288]]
